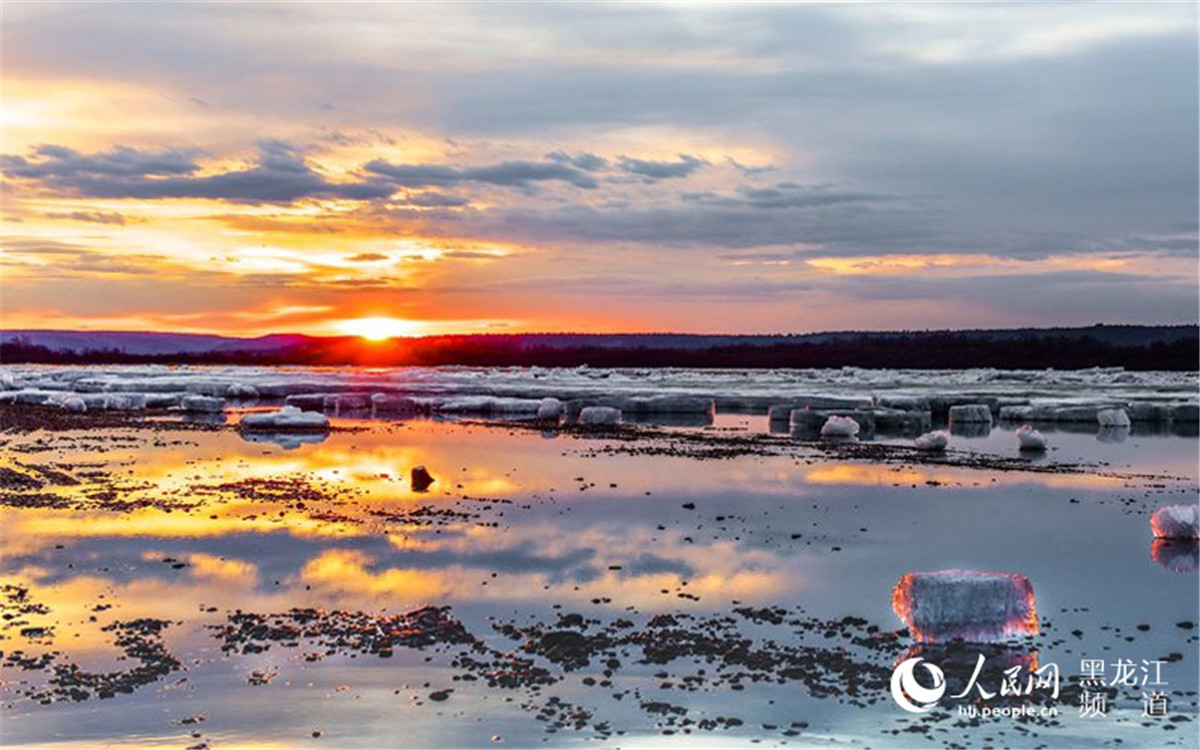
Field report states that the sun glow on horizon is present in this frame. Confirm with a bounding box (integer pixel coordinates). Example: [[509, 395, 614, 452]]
[[336, 316, 421, 341]]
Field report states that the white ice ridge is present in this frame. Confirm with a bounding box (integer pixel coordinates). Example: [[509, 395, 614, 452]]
[[1150, 505, 1199, 540], [892, 570, 1038, 644], [239, 406, 330, 431], [0, 365, 1196, 421]]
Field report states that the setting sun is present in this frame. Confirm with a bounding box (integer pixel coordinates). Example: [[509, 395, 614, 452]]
[[337, 316, 420, 341]]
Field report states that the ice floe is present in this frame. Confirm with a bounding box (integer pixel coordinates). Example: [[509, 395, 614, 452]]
[[1096, 407, 1130, 428], [1016, 424, 1047, 451], [181, 395, 225, 413], [239, 406, 330, 431], [578, 406, 622, 425], [0, 365, 1194, 427], [948, 404, 993, 423], [819, 414, 861, 438], [892, 570, 1038, 643], [914, 430, 949, 452], [537, 397, 565, 422], [1150, 505, 1199, 540]]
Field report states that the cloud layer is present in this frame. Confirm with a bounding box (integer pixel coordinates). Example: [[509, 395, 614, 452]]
[[1, 2, 1196, 334]]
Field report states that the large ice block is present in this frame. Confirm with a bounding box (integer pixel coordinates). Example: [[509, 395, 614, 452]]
[[948, 404, 993, 423], [892, 570, 1038, 643], [820, 414, 861, 437], [1150, 505, 1199, 540], [240, 406, 330, 432], [537, 397, 565, 422], [1016, 424, 1047, 451], [914, 430, 948, 451], [1096, 408, 1131, 428], [578, 406, 621, 425]]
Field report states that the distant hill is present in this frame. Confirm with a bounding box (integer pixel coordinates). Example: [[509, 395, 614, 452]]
[[0, 330, 310, 356], [1, 324, 1196, 370]]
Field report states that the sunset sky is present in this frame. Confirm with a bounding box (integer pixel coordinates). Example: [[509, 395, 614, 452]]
[[2, 2, 1197, 337]]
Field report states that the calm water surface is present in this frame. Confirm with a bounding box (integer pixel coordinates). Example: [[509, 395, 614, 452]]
[[1, 416, 1196, 749]]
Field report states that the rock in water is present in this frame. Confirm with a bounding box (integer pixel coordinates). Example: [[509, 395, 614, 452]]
[[820, 415, 860, 438], [536, 397, 565, 422], [240, 406, 329, 431], [1150, 505, 1199, 539], [411, 465, 436, 492], [1016, 424, 1046, 451], [948, 404, 993, 423], [892, 570, 1038, 643], [914, 430, 948, 452], [1096, 408, 1131, 428], [578, 406, 621, 425]]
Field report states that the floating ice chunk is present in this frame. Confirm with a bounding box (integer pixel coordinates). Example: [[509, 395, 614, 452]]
[[181, 395, 225, 413], [371, 393, 422, 414], [59, 396, 87, 413], [324, 393, 372, 412], [820, 415, 860, 438], [875, 396, 930, 412], [240, 406, 330, 431], [1096, 408, 1130, 428], [1168, 403, 1200, 422], [578, 406, 622, 425], [103, 393, 147, 410], [435, 396, 542, 414], [144, 393, 184, 408], [284, 393, 334, 410], [226, 383, 259, 400], [1016, 424, 1046, 451], [1150, 505, 1199, 540], [948, 404, 992, 423], [914, 430, 949, 452], [537, 397, 565, 422], [872, 407, 932, 433], [892, 570, 1038, 643], [997, 405, 1033, 421]]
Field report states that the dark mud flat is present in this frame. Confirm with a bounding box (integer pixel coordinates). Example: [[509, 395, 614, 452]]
[[0, 405, 1197, 749]]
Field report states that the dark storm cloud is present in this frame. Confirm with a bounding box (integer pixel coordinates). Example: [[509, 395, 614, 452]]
[[617, 154, 707, 180], [3, 140, 394, 204], [1, 143, 200, 178], [363, 157, 600, 189]]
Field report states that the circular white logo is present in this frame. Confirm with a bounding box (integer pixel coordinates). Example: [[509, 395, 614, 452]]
[[890, 657, 946, 713]]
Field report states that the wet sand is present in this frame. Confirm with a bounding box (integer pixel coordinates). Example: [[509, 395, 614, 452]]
[[1, 405, 1197, 749]]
